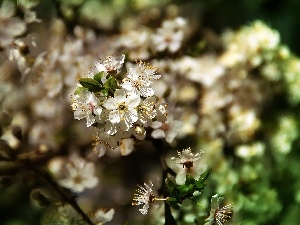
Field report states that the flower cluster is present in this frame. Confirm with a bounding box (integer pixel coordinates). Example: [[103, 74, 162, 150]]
[[71, 55, 168, 155], [115, 17, 188, 60]]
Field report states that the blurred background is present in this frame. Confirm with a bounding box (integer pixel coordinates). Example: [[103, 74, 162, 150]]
[[1, 0, 300, 225]]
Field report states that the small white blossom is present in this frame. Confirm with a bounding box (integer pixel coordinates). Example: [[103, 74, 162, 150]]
[[171, 147, 203, 165], [137, 96, 157, 126], [121, 62, 161, 97], [132, 181, 155, 215], [71, 89, 102, 127], [151, 114, 182, 144], [103, 89, 140, 130], [116, 138, 135, 156], [94, 54, 125, 76], [0, 0, 26, 47], [115, 29, 151, 60], [56, 155, 99, 193], [90, 208, 115, 225], [205, 194, 233, 225], [152, 17, 187, 53], [169, 148, 206, 184]]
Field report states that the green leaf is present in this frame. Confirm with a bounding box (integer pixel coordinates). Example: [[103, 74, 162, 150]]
[[166, 197, 179, 206], [185, 174, 195, 185], [197, 169, 211, 183], [93, 71, 105, 83], [179, 184, 195, 199], [170, 204, 180, 210], [79, 78, 102, 92], [166, 179, 180, 199], [195, 169, 211, 190], [102, 76, 118, 96], [74, 86, 87, 95]]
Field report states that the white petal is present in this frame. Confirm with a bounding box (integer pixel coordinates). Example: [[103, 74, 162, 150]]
[[103, 98, 117, 110], [127, 95, 140, 108], [109, 110, 121, 124], [151, 129, 165, 139], [121, 81, 133, 91], [86, 114, 96, 127], [140, 87, 154, 97], [151, 121, 162, 129]]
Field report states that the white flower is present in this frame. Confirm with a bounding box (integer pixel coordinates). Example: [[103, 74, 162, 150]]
[[103, 89, 140, 129], [132, 181, 155, 215], [95, 54, 125, 76], [115, 29, 151, 60], [168, 148, 206, 184], [205, 194, 233, 225], [43, 71, 63, 97], [0, 0, 26, 47], [137, 96, 157, 126], [90, 208, 115, 225], [116, 138, 135, 156], [121, 62, 161, 97], [152, 17, 187, 53], [151, 114, 183, 144], [175, 55, 225, 87], [171, 147, 203, 165], [57, 155, 99, 193], [71, 89, 102, 127]]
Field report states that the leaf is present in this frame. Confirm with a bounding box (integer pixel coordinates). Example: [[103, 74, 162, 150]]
[[74, 86, 87, 95], [102, 76, 118, 96], [93, 71, 105, 83], [185, 174, 195, 185], [79, 78, 102, 92], [179, 184, 195, 199], [197, 169, 211, 184], [166, 197, 179, 206], [195, 169, 211, 190], [170, 204, 180, 210], [166, 179, 180, 199]]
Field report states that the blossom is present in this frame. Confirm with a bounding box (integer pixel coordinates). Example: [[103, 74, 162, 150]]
[[151, 113, 183, 144], [168, 147, 206, 184], [0, 0, 26, 47], [71, 89, 102, 127], [171, 147, 203, 169], [136, 96, 157, 126], [121, 62, 161, 97], [205, 194, 233, 225], [116, 138, 135, 156], [94, 54, 125, 76], [90, 208, 115, 225], [132, 181, 155, 215], [152, 17, 187, 53], [55, 155, 99, 193], [103, 89, 140, 130], [114, 29, 151, 60]]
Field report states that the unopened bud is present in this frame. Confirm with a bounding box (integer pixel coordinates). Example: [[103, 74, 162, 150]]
[[12, 126, 22, 141], [30, 189, 51, 207]]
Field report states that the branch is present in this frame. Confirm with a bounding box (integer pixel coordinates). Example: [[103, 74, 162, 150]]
[[27, 162, 94, 225]]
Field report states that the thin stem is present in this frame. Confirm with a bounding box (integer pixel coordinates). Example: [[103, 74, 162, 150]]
[[152, 139, 177, 225], [162, 168, 177, 225], [154, 197, 169, 201], [191, 198, 209, 211]]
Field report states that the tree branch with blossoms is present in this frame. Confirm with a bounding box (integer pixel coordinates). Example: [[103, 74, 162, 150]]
[[69, 54, 233, 225]]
